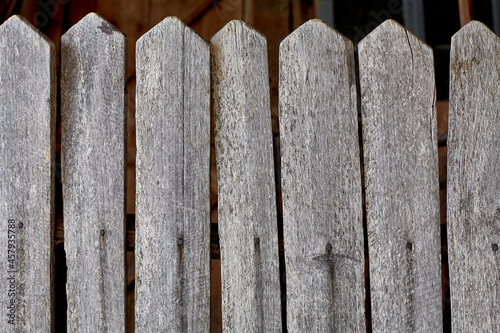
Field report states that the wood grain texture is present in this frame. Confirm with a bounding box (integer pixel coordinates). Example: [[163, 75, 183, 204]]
[[61, 13, 126, 332], [211, 20, 282, 333], [279, 19, 365, 333], [358, 20, 442, 333], [0, 15, 55, 332], [447, 21, 500, 332], [135, 17, 211, 332]]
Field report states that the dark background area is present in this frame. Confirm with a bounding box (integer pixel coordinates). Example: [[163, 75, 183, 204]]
[[0, 0, 497, 332]]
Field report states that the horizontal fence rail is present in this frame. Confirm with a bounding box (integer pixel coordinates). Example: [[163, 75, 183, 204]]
[[0, 12, 499, 333]]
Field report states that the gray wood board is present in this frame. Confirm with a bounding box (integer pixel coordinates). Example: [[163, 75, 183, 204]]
[[279, 19, 365, 332], [61, 13, 127, 332], [135, 17, 211, 332], [0, 15, 55, 332], [447, 21, 500, 332], [358, 20, 442, 332], [211, 20, 282, 332]]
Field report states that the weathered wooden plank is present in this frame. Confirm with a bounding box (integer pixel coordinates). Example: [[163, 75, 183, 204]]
[[211, 20, 282, 332], [0, 15, 55, 332], [447, 21, 500, 332], [358, 20, 442, 332], [279, 19, 365, 333], [61, 13, 126, 332], [135, 17, 211, 332]]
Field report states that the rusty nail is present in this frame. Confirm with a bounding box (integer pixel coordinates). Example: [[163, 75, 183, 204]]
[[100, 229, 105, 236], [177, 238, 183, 245], [18, 222, 23, 228], [406, 242, 413, 250], [254, 237, 260, 244], [493, 244, 498, 252], [326, 243, 332, 252]]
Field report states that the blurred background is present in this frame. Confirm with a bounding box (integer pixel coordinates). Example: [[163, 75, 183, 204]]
[[0, 0, 498, 332]]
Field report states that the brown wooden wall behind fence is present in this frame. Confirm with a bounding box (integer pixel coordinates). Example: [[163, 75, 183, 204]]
[[0, 13, 499, 333]]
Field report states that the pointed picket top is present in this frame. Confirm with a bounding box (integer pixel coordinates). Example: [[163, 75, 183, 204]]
[[449, 20, 500, 77], [452, 19, 499, 42], [63, 12, 123, 39], [211, 19, 266, 47], [137, 16, 206, 51], [359, 19, 432, 57], [281, 18, 350, 49], [0, 14, 54, 50], [137, 16, 183, 45]]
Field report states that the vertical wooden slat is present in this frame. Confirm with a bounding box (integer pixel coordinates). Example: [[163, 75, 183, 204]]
[[447, 21, 500, 332], [458, 0, 473, 27], [135, 17, 210, 332], [279, 19, 365, 332], [211, 20, 282, 333], [0, 15, 55, 332], [61, 13, 126, 332], [358, 20, 442, 332]]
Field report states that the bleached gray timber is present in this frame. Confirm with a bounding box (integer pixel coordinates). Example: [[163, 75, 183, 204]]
[[279, 19, 365, 332], [0, 16, 55, 332], [211, 21, 282, 332], [135, 18, 211, 332], [447, 21, 500, 332], [61, 13, 126, 332], [358, 20, 442, 332]]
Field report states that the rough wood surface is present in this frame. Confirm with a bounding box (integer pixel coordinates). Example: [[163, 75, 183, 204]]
[[135, 17, 211, 332], [61, 13, 127, 332], [279, 19, 365, 333], [358, 20, 442, 333], [447, 21, 500, 332], [211, 20, 282, 333], [0, 15, 55, 332]]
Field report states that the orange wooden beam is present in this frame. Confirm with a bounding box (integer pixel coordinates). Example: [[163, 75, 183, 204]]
[[458, 0, 473, 26]]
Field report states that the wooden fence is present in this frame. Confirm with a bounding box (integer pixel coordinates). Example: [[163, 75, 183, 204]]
[[0, 12, 499, 333]]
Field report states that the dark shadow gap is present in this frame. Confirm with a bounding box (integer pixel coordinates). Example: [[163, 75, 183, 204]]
[[353, 48, 372, 333]]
